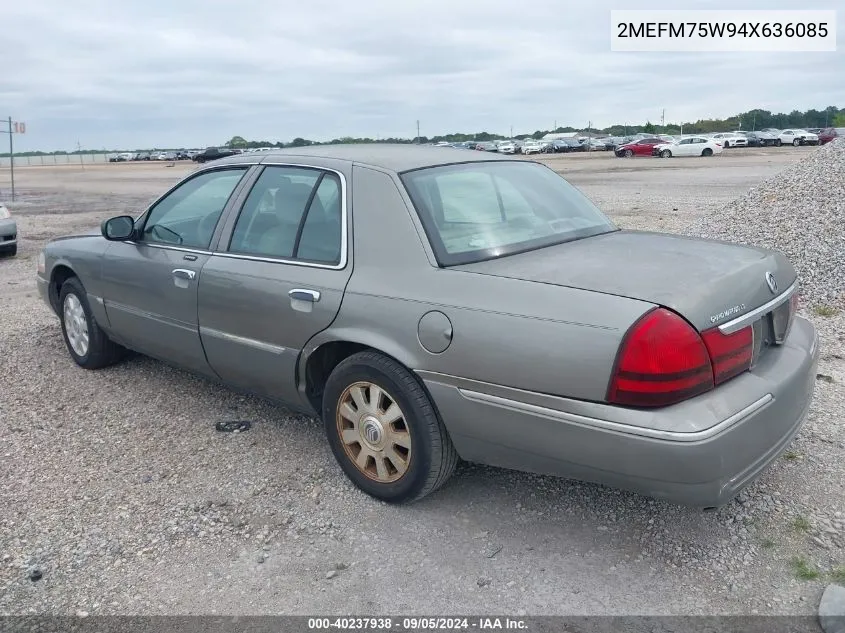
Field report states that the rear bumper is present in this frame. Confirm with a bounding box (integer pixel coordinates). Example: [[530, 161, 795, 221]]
[[421, 316, 819, 507]]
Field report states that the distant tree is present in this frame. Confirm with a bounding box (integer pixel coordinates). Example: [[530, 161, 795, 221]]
[[289, 137, 312, 147], [643, 121, 656, 133], [832, 112, 845, 127], [226, 136, 248, 148]]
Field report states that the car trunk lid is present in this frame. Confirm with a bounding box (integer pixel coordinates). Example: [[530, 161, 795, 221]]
[[453, 230, 797, 336]]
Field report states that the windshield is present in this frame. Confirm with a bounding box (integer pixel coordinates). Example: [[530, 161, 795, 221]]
[[400, 161, 617, 266]]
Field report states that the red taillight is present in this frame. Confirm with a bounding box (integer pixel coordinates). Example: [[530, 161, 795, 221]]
[[608, 308, 714, 407], [701, 325, 753, 385]]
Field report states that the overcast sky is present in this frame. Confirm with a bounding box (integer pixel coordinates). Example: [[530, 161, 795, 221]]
[[3, 0, 843, 151]]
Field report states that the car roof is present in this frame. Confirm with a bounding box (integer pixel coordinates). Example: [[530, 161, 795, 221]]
[[213, 143, 515, 172]]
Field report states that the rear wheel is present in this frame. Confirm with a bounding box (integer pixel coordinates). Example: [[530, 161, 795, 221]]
[[660, 149, 672, 158], [322, 351, 458, 503], [775, 139, 782, 147], [59, 277, 127, 369], [702, 148, 714, 157]]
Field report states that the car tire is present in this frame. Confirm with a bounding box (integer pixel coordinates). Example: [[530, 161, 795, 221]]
[[322, 351, 459, 503], [793, 138, 801, 147], [660, 149, 672, 158], [623, 149, 633, 158], [775, 139, 782, 147], [702, 148, 713, 157], [1, 245, 16, 257], [59, 277, 127, 370]]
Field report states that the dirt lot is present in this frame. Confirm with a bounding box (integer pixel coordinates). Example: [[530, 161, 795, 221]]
[[1, 147, 842, 616]]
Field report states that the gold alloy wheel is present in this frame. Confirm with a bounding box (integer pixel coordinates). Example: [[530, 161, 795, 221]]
[[336, 381, 412, 483]]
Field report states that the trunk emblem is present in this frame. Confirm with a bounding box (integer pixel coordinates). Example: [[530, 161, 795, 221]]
[[765, 272, 778, 294]]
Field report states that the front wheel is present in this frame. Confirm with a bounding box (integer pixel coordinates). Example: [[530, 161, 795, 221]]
[[623, 149, 633, 158], [793, 138, 801, 147], [660, 149, 671, 158], [322, 351, 458, 503], [59, 277, 127, 369], [775, 139, 782, 147]]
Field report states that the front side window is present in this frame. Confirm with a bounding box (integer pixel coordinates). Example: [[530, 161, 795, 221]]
[[228, 166, 343, 264], [141, 168, 247, 249], [401, 161, 617, 266]]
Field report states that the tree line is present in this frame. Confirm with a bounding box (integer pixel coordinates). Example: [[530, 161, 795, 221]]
[[224, 105, 845, 148], [3, 105, 843, 157]]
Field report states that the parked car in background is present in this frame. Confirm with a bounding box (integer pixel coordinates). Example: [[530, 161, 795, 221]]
[[711, 133, 747, 148], [193, 147, 238, 163], [777, 129, 819, 147], [743, 131, 779, 147], [615, 137, 666, 157], [496, 141, 520, 155], [521, 140, 544, 154], [817, 128, 841, 145], [0, 203, 17, 257], [474, 142, 498, 152], [581, 138, 607, 151], [35, 145, 819, 508], [132, 152, 151, 161], [652, 136, 723, 158], [603, 137, 626, 151]]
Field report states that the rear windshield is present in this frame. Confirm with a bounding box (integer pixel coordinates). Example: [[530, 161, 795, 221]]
[[400, 161, 617, 266]]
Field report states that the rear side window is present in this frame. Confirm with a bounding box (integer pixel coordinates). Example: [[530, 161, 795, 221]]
[[228, 166, 343, 264]]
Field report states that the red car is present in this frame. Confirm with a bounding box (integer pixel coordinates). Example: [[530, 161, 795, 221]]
[[818, 128, 841, 145], [615, 137, 676, 157]]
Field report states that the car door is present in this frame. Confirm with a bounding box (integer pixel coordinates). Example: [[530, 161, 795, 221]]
[[99, 166, 251, 376], [197, 163, 352, 406]]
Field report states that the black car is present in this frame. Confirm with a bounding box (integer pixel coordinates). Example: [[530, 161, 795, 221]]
[[743, 131, 778, 147], [193, 147, 237, 163]]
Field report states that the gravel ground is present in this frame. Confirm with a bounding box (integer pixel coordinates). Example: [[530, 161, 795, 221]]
[[1, 150, 843, 617], [687, 138, 845, 309]]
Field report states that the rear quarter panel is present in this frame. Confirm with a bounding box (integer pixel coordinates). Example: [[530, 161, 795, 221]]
[[303, 164, 654, 402]]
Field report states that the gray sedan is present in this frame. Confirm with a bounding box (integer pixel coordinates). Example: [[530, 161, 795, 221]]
[[35, 146, 819, 507], [0, 203, 17, 256]]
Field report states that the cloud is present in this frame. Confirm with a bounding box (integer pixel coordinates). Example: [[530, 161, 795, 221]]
[[1, 0, 843, 150]]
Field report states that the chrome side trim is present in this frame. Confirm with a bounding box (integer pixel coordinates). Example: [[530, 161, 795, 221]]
[[458, 389, 773, 442], [129, 243, 211, 256], [199, 326, 287, 355], [718, 281, 797, 334], [103, 300, 195, 332], [89, 294, 104, 305], [213, 252, 343, 270]]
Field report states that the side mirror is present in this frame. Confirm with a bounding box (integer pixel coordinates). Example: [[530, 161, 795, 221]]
[[101, 215, 136, 241]]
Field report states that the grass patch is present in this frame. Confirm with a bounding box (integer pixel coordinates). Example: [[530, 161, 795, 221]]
[[812, 305, 840, 317], [761, 537, 777, 549], [792, 516, 811, 532], [830, 567, 845, 584], [783, 450, 801, 461], [792, 557, 820, 581]]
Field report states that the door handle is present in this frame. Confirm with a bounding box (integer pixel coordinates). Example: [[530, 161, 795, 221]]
[[172, 268, 196, 280], [288, 288, 321, 302]]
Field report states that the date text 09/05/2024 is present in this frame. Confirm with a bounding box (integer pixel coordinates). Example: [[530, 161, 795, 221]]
[[307, 617, 528, 630]]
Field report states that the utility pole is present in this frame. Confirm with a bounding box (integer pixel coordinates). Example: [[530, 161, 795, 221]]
[[416, 120, 420, 144], [510, 125, 513, 138], [7, 117, 14, 201], [661, 109, 665, 132], [76, 141, 85, 170]]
